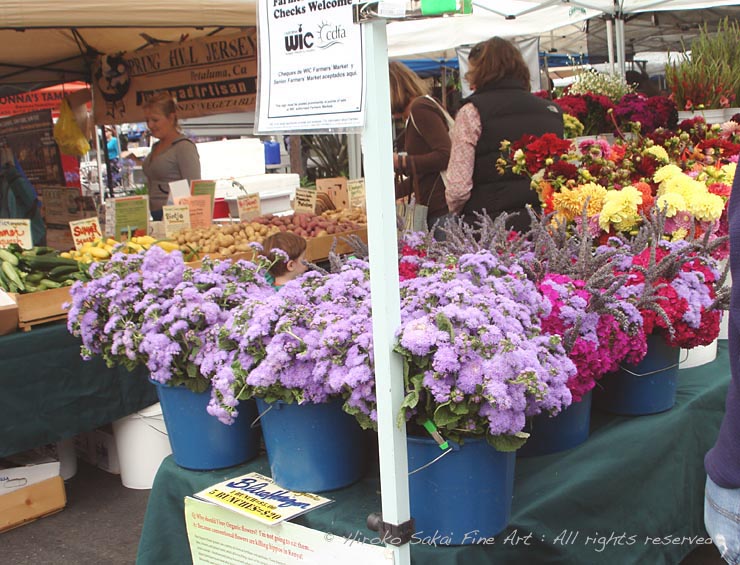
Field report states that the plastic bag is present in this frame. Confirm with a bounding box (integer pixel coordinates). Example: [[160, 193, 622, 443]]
[[54, 99, 91, 156]]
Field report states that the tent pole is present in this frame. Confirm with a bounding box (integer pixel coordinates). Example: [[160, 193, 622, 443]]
[[361, 18, 411, 565], [616, 16, 626, 78], [89, 84, 105, 203], [606, 17, 615, 75], [441, 64, 447, 109], [347, 134, 362, 180]]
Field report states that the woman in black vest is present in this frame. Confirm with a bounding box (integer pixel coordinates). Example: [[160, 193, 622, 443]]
[[446, 37, 564, 232]]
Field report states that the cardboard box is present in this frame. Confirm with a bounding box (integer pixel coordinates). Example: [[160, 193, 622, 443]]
[[39, 186, 97, 225], [305, 227, 368, 262], [0, 454, 60, 495], [45, 226, 76, 252], [74, 427, 121, 474], [0, 476, 66, 532]]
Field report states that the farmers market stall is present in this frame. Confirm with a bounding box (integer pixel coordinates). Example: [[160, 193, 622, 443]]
[[0, 323, 157, 457], [136, 343, 730, 564]]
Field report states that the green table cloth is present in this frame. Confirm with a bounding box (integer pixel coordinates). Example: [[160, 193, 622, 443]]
[[0, 323, 158, 457], [137, 342, 730, 565]]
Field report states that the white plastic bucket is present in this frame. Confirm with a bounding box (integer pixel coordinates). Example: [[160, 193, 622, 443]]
[[112, 403, 172, 490], [55, 438, 78, 481], [719, 311, 730, 341], [680, 339, 718, 370]]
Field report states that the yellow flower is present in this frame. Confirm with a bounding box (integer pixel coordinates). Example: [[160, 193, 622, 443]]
[[653, 164, 683, 184], [687, 191, 726, 222], [598, 186, 642, 232], [720, 162, 737, 185], [552, 183, 607, 220], [644, 145, 669, 163], [656, 192, 687, 217], [671, 228, 688, 242]]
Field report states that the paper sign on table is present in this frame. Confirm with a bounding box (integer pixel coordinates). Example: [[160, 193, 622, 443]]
[[69, 217, 103, 250], [111, 195, 149, 240], [294, 186, 318, 214], [185, 497, 394, 565], [193, 471, 332, 526], [0, 219, 32, 249], [316, 177, 349, 209], [168, 180, 191, 205], [236, 194, 261, 222], [191, 180, 217, 213], [162, 205, 191, 238], [177, 195, 212, 230], [347, 179, 366, 210]]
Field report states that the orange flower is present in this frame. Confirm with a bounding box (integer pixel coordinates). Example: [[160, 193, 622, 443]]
[[539, 181, 555, 214], [633, 182, 654, 214]]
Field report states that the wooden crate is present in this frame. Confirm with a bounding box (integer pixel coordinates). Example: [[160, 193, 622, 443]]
[[305, 227, 368, 262], [11, 287, 72, 331], [0, 476, 66, 532]]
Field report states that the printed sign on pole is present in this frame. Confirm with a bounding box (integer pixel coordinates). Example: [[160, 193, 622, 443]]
[[0, 219, 32, 249], [255, 0, 366, 132], [69, 217, 103, 250]]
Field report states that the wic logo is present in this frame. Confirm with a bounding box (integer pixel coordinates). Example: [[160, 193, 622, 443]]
[[284, 25, 313, 53]]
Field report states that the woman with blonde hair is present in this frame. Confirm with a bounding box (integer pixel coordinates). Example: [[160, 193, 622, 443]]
[[446, 37, 564, 232], [142, 92, 201, 220], [389, 61, 451, 239]]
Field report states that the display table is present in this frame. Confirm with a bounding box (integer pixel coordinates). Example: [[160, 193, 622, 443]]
[[137, 342, 730, 565], [0, 323, 158, 457]]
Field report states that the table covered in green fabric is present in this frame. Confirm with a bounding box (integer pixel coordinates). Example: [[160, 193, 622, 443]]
[[137, 342, 730, 565], [0, 323, 158, 457]]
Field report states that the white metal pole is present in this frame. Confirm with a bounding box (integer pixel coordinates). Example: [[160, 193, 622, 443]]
[[606, 18, 615, 75], [361, 18, 411, 565], [616, 16, 626, 78], [348, 133, 362, 180]]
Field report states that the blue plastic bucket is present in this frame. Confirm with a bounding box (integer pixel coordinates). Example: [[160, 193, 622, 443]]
[[154, 382, 259, 470], [407, 436, 515, 545], [594, 333, 680, 415], [263, 140, 281, 165], [518, 391, 592, 457], [255, 398, 367, 492]]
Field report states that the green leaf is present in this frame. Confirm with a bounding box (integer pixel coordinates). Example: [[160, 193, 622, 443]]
[[435, 312, 455, 342], [487, 431, 530, 452], [433, 402, 460, 428]]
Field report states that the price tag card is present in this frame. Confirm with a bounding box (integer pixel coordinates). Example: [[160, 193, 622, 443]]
[[0, 219, 32, 249], [177, 195, 212, 230], [294, 186, 318, 214], [112, 195, 150, 240], [237, 194, 261, 222], [69, 217, 103, 250], [316, 177, 349, 209], [168, 180, 191, 205], [347, 178, 366, 209], [191, 180, 217, 213], [162, 205, 191, 238]]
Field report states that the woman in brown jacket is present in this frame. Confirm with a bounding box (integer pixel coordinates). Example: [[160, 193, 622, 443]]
[[389, 61, 451, 239]]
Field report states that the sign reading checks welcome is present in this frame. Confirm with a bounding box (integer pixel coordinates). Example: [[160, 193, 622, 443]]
[[92, 30, 258, 124]]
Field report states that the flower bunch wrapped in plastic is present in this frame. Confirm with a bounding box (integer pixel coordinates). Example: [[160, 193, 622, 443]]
[[218, 259, 377, 427], [395, 250, 575, 451]]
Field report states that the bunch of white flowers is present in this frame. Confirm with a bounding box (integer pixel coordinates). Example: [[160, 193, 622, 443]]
[[569, 69, 635, 102]]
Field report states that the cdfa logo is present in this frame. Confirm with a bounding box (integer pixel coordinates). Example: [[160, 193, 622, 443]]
[[284, 25, 314, 53], [316, 21, 346, 49]]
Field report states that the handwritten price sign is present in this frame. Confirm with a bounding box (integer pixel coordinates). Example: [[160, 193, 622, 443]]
[[0, 219, 32, 249], [69, 217, 102, 250]]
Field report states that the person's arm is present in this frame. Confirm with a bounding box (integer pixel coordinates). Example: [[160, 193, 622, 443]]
[[175, 140, 201, 183], [445, 104, 481, 215], [403, 99, 451, 175]]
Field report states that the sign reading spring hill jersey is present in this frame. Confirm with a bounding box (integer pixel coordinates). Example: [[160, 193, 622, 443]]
[[255, 0, 366, 132], [194, 472, 332, 526], [92, 31, 257, 124]]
